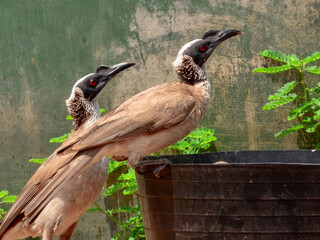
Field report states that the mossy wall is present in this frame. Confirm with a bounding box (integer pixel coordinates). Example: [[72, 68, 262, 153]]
[[0, 0, 319, 238]]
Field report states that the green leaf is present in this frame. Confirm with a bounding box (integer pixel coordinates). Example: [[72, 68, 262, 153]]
[[315, 142, 320, 149], [49, 131, 72, 143], [0, 190, 8, 199], [86, 205, 99, 213], [29, 158, 47, 164], [253, 65, 293, 74], [313, 109, 320, 120], [288, 100, 314, 120], [0, 208, 7, 220], [100, 108, 106, 115], [306, 122, 320, 133], [259, 50, 291, 63], [305, 66, 320, 75], [2, 195, 18, 203], [302, 117, 312, 123], [167, 128, 217, 154], [272, 81, 298, 98], [275, 124, 305, 138], [288, 54, 301, 67], [118, 168, 135, 181], [104, 182, 127, 196], [108, 205, 140, 215], [111, 230, 125, 240], [263, 93, 298, 110], [108, 160, 127, 175], [302, 52, 320, 65]]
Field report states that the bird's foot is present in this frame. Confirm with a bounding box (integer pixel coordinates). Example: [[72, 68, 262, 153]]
[[134, 158, 172, 178]]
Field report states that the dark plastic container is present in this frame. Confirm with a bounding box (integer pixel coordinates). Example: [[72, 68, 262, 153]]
[[135, 150, 320, 240]]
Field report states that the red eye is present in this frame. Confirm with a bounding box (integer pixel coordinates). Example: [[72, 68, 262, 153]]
[[199, 45, 206, 52], [89, 79, 97, 86]]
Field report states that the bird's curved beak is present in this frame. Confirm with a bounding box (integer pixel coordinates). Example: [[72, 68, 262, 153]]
[[103, 62, 136, 80], [209, 29, 242, 48]]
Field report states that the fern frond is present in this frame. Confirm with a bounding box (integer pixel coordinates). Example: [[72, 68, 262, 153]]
[[253, 65, 293, 74], [305, 66, 320, 75], [49, 131, 72, 143], [2, 195, 18, 203], [275, 124, 305, 138], [0, 190, 8, 199], [275, 81, 298, 96], [306, 122, 320, 133], [302, 52, 320, 65], [29, 158, 47, 164], [259, 50, 291, 63], [288, 100, 314, 120], [263, 93, 298, 110]]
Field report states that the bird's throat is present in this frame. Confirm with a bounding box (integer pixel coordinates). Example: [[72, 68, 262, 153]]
[[173, 55, 208, 85], [66, 89, 100, 130]]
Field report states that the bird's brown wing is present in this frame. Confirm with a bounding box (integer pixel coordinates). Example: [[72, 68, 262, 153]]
[[64, 82, 197, 152], [0, 82, 197, 236]]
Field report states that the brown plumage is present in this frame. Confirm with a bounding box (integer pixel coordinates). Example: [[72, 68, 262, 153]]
[[0, 29, 240, 240]]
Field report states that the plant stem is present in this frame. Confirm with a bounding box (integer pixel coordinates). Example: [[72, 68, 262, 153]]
[[300, 70, 309, 101], [93, 201, 122, 225]]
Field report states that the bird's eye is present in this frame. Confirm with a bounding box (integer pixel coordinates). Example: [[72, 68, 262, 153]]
[[199, 45, 206, 52], [89, 79, 97, 86]]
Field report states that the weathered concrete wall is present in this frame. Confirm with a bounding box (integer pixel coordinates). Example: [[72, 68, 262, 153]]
[[0, 0, 319, 238]]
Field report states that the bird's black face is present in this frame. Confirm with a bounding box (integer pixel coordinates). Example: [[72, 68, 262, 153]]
[[183, 29, 241, 67], [76, 62, 135, 101]]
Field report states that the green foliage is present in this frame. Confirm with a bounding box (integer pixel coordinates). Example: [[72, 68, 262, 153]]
[[108, 161, 128, 174], [109, 206, 145, 240], [0, 190, 18, 220], [258, 50, 292, 63], [253, 65, 294, 74], [103, 127, 217, 239], [274, 124, 305, 138], [253, 50, 320, 146], [104, 168, 138, 197], [306, 66, 320, 75], [49, 131, 72, 143], [262, 81, 298, 110], [29, 158, 47, 164], [166, 128, 217, 154]]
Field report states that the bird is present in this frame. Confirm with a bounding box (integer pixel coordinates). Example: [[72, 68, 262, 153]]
[[0, 62, 135, 240], [0, 29, 240, 240]]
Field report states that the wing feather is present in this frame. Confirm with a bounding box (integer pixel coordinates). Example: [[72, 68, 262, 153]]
[[67, 83, 197, 151]]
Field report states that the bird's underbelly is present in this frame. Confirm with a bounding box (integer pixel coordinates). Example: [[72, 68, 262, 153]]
[[108, 118, 200, 166]]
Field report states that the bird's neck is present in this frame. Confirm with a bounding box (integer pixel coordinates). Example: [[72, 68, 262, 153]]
[[173, 55, 208, 85], [66, 88, 100, 130], [173, 55, 211, 119]]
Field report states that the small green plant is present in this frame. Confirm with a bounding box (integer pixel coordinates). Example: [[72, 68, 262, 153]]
[[253, 50, 320, 147], [0, 190, 18, 220], [167, 128, 217, 154]]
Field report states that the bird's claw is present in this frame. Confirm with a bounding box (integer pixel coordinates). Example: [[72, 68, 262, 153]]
[[134, 158, 172, 178]]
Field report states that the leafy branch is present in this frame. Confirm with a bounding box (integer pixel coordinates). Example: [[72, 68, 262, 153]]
[[0, 190, 18, 220], [253, 50, 320, 148]]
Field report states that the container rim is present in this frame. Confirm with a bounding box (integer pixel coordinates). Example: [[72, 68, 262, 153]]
[[143, 150, 320, 166]]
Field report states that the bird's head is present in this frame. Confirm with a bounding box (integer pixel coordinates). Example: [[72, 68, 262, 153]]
[[69, 62, 135, 102], [66, 62, 135, 129], [173, 29, 241, 83]]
